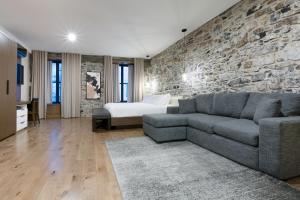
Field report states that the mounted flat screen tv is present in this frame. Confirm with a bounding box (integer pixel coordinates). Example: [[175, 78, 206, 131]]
[[17, 64, 24, 85]]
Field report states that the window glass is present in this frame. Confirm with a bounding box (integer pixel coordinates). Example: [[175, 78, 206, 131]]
[[59, 83, 61, 103], [123, 84, 128, 102], [119, 65, 129, 102], [51, 83, 56, 103], [52, 63, 56, 82], [58, 63, 62, 82], [51, 61, 62, 104], [123, 67, 128, 83]]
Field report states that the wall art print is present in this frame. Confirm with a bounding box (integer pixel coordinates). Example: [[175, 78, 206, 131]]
[[86, 71, 101, 99]]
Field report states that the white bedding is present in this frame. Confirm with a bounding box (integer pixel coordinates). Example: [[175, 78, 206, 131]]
[[104, 103, 167, 118]]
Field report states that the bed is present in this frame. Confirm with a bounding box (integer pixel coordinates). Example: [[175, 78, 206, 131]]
[[103, 94, 173, 127]]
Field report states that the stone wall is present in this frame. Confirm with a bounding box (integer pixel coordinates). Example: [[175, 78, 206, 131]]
[[80, 55, 105, 117], [145, 0, 300, 97]]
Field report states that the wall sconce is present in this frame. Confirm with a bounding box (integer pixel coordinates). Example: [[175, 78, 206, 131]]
[[145, 79, 158, 92], [145, 82, 151, 88], [151, 79, 158, 90], [182, 73, 187, 82]]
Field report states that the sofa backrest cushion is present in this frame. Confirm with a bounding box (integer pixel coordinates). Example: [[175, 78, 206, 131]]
[[270, 93, 300, 117], [195, 94, 214, 114], [241, 93, 300, 118], [212, 92, 249, 118], [241, 93, 267, 119], [178, 98, 196, 114], [253, 98, 281, 124]]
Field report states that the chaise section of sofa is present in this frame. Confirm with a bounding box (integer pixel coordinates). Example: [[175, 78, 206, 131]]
[[143, 114, 189, 143]]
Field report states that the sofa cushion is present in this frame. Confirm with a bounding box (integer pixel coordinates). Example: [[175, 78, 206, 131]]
[[241, 93, 266, 119], [241, 93, 300, 118], [195, 94, 214, 114], [212, 93, 249, 118], [167, 106, 179, 114], [253, 98, 281, 124], [270, 93, 300, 117], [179, 98, 196, 114], [213, 119, 259, 147], [143, 114, 188, 128], [143, 123, 187, 143], [187, 114, 234, 134]]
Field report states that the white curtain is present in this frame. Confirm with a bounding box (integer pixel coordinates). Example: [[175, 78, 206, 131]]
[[32, 51, 50, 119], [61, 53, 81, 118], [113, 64, 120, 102], [127, 65, 134, 103], [133, 58, 144, 102], [46, 61, 52, 105], [104, 56, 119, 103], [104, 56, 113, 103]]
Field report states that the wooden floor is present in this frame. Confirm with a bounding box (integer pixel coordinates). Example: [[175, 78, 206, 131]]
[[0, 118, 299, 200], [0, 118, 143, 200]]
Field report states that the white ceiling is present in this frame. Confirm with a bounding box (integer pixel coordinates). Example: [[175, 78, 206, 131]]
[[0, 0, 239, 58]]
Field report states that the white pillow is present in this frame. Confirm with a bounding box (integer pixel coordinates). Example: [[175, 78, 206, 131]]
[[157, 94, 171, 105], [143, 94, 171, 106], [142, 96, 153, 104], [169, 96, 183, 106]]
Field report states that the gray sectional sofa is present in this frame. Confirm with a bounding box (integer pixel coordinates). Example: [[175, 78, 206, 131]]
[[143, 92, 300, 180]]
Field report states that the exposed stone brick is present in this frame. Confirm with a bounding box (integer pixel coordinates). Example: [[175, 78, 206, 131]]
[[281, 5, 292, 13], [145, 0, 300, 96], [80, 55, 104, 117], [247, 5, 263, 16]]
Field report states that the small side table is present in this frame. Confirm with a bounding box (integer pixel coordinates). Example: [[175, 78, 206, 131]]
[[92, 108, 111, 132]]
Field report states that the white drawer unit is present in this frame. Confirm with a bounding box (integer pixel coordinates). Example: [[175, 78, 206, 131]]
[[16, 104, 28, 131], [17, 120, 28, 131]]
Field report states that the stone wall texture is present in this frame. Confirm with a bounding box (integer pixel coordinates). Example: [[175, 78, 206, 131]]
[[145, 0, 300, 97], [80, 55, 105, 117]]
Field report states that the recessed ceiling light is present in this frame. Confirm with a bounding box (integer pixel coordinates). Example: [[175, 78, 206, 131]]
[[67, 33, 77, 42]]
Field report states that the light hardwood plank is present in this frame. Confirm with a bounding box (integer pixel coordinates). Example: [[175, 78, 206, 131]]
[[0, 118, 142, 200]]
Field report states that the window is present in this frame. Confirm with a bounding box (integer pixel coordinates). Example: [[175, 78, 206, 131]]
[[51, 61, 62, 104], [119, 64, 128, 102]]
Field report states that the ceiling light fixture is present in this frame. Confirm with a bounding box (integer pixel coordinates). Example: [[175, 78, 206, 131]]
[[67, 33, 77, 42]]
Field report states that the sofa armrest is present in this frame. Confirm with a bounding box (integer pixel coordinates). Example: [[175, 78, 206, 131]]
[[259, 116, 300, 179], [167, 106, 179, 114]]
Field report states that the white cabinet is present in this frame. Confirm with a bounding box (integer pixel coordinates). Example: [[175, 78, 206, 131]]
[[16, 104, 28, 131]]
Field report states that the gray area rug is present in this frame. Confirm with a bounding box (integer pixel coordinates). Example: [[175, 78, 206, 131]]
[[106, 137, 300, 200]]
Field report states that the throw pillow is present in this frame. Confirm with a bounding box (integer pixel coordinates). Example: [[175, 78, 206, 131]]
[[178, 99, 196, 114], [253, 98, 281, 124], [240, 93, 266, 119], [278, 93, 300, 117]]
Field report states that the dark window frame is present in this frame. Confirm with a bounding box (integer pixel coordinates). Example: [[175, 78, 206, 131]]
[[52, 60, 62, 104], [119, 64, 128, 102]]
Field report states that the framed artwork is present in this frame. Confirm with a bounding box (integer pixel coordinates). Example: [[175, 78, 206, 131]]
[[86, 71, 101, 99]]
